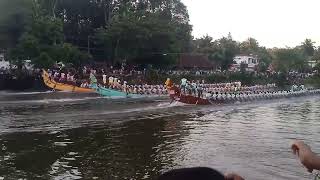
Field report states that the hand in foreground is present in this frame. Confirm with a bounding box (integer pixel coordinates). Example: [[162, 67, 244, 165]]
[[291, 140, 316, 172], [225, 173, 245, 180]]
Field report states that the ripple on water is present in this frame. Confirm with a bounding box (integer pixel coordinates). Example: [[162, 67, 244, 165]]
[[1, 93, 320, 179], [50, 156, 82, 180], [54, 142, 74, 147]]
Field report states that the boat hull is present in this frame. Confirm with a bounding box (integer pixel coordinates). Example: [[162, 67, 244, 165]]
[[96, 86, 143, 98], [42, 70, 94, 93], [168, 86, 320, 105], [168, 87, 210, 105]]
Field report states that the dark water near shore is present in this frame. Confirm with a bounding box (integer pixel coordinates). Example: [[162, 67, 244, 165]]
[[0, 91, 320, 180]]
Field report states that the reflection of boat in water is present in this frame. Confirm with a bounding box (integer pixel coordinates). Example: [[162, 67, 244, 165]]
[[166, 79, 320, 105], [42, 70, 94, 93]]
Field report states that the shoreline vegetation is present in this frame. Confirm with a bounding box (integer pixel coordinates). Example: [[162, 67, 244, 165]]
[[3, 70, 319, 91], [0, 0, 319, 90], [147, 71, 320, 88]]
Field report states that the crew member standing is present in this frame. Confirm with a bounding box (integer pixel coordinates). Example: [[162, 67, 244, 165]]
[[102, 74, 107, 86], [181, 78, 187, 94], [109, 76, 114, 87]]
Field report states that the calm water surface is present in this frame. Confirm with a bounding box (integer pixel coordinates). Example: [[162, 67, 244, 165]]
[[0, 91, 320, 180]]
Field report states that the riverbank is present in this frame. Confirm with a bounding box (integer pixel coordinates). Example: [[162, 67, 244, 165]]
[[1, 69, 319, 91]]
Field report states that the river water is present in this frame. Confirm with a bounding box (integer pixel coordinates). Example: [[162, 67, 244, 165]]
[[0, 91, 319, 180]]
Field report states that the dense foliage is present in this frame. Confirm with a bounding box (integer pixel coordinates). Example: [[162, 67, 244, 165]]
[[0, 0, 319, 71], [192, 36, 319, 72], [0, 0, 192, 68]]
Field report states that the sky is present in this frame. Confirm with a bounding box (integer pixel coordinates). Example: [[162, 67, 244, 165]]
[[181, 0, 320, 48]]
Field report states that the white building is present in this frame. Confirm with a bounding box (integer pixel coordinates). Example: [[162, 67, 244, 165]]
[[308, 60, 317, 68], [232, 54, 259, 71], [0, 54, 10, 70]]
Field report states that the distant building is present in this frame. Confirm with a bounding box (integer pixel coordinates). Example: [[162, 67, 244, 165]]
[[177, 54, 216, 70], [0, 53, 10, 70], [308, 60, 317, 68], [231, 54, 259, 71]]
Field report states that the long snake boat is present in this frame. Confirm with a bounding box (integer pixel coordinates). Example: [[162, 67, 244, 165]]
[[166, 79, 320, 105]]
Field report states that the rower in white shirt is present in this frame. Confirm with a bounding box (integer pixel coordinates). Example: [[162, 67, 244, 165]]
[[102, 74, 107, 85]]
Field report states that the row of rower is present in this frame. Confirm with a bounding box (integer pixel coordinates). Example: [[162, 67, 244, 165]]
[[205, 89, 320, 102], [107, 84, 168, 95]]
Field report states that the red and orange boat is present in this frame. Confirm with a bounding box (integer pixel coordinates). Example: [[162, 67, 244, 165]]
[[165, 79, 210, 105], [165, 78, 320, 106]]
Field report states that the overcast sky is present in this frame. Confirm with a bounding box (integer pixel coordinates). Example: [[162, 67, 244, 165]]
[[181, 0, 320, 48]]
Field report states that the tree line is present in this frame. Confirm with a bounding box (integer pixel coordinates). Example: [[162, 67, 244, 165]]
[[0, 0, 319, 72], [192, 34, 320, 72], [0, 0, 191, 69]]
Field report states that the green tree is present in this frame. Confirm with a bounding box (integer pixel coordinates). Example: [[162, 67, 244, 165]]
[[240, 37, 259, 54], [301, 38, 315, 57], [212, 35, 240, 70], [272, 48, 307, 72], [60, 43, 90, 66], [192, 35, 216, 54], [0, 0, 33, 49], [9, 11, 89, 68], [95, 0, 192, 67], [2, 0, 192, 67], [312, 47, 320, 62], [33, 52, 54, 68], [9, 15, 63, 67]]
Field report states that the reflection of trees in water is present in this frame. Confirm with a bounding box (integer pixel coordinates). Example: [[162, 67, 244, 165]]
[[0, 113, 190, 179], [73, 114, 190, 179], [0, 132, 66, 179]]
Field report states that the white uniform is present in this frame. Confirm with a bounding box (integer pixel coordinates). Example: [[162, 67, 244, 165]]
[[109, 77, 114, 85], [102, 74, 107, 85], [123, 81, 127, 91]]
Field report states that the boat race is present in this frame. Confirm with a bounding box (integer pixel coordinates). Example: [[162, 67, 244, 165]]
[[1, 0, 320, 180]]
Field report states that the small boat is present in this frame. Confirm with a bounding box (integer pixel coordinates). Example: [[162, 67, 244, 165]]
[[42, 70, 94, 93]]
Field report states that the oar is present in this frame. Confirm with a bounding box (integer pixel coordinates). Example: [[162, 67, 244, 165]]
[[52, 82, 57, 92], [314, 172, 320, 180], [169, 99, 175, 104]]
